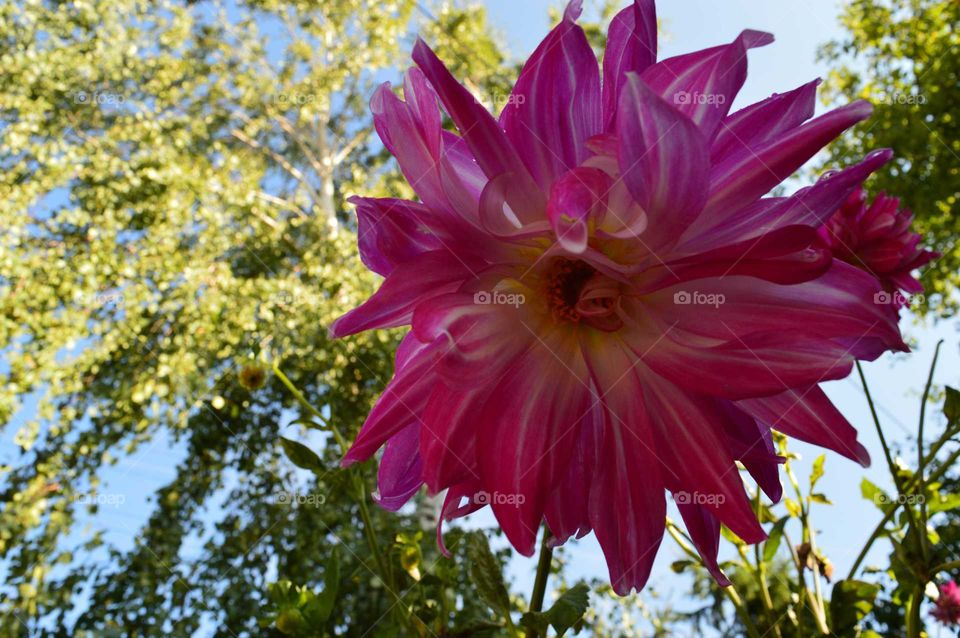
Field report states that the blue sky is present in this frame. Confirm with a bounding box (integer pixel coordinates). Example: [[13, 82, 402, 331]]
[[4, 1, 957, 634]]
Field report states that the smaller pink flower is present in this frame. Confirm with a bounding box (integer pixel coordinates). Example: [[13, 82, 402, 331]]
[[932, 580, 960, 625], [818, 187, 937, 306]]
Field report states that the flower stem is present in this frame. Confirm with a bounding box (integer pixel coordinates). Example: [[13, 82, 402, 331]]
[[528, 528, 554, 636], [916, 340, 943, 562], [933, 559, 960, 574]]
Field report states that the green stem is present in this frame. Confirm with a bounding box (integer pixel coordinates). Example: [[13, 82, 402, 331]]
[[527, 529, 554, 638], [855, 362, 923, 544], [906, 585, 923, 638], [916, 340, 943, 562], [272, 361, 349, 453]]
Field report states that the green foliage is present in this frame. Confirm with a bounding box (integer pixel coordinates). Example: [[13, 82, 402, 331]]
[[818, 0, 960, 315], [520, 583, 590, 637]]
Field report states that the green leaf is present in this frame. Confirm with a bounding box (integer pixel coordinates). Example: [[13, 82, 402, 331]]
[[784, 498, 802, 518], [763, 517, 788, 562], [521, 584, 590, 638], [465, 531, 511, 618], [830, 579, 879, 636], [859, 477, 888, 510], [810, 454, 826, 489], [809, 493, 833, 505], [307, 549, 339, 625], [279, 437, 324, 473]]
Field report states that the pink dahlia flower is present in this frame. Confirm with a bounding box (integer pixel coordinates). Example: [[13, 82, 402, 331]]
[[933, 580, 960, 625], [332, 0, 908, 594], [818, 186, 938, 307]]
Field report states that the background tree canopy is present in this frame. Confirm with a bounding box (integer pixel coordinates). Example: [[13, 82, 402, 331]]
[[1, 0, 957, 636]]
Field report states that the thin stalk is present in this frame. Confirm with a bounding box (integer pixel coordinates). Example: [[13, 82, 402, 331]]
[[784, 462, 829, 634], [527, 529, 554, 638], [855, 362, 923, 542], [916, 340, 944, 561], [906, 585, 923, 638], [666, 520, 763, 638], [272, 361, 349, 453]]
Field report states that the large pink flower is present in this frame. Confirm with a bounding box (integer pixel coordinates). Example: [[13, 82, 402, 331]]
[[818, 186, 937, 307], [332, 0, 908, 594]]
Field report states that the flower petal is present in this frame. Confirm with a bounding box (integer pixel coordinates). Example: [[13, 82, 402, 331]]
[[500, 4, 602, 190], [618, 74, 710, 250], [677, 503, 730, 586], [737, 386, 871, 466], [330, 250, 480, 338], [351, 196, 446, 276], [413, 39, 545, 221], [602, 0, 657, 129], [582, 338, 666, 595], [640, 30, 773, 139], [477, 335, 593, 556], [374, 423, 424, 511], [704, 100, 873, 217]]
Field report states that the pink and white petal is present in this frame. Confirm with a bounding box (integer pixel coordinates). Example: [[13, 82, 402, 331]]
[[682, 149, 893, 251], [479, 173, 553, 240], [477, 333, 593, 556], [638, 370, 766, 544], [704, 101, 873, 217], [500, 3, 602, 190], [545, 397, 605, 547], [632, 322, 856, 400], [351, 196, 445, 276], [641, 261, 907, 353], [677, 503, 730, 586], [419, 383, 488, 492], [602, 0, 657, 129], [342, 339, 439, 466], [640, 30, 774, 140], [374, 424, 424, 511], [329, 250, 480, 338], [717, 400, 783, 502], [413, 39, 545, 221], [618, 75, 710, 250], [546, 167, 613, 253], [582, 338, 666, 595], [639, 225, 831, 289], [711, 79, 820, 164], [437, 480, 486, 557], [737, 386, 871, 467]]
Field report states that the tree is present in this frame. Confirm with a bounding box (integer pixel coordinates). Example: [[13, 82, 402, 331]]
[[0, 0, 514, 634], [817, 0, 960, 315]]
